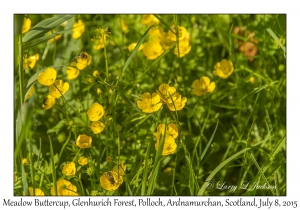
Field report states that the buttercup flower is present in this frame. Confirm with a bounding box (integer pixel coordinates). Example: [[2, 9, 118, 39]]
[[136, 92, 162, 113], [25, 86, 35, 100], [72, 19, 85, 39], [22, 17, 31, 34], [149, 26, 164, 39], [155, 134, 177, 156], [174, 38, 191, 58], [23, 54, 39, 70], [92, 28, 110, 50], [192, 76, 216, 97], [78, 156, 88, 166], [66, 61, 80, 80], [22, 158, 29, 166], [249, 76, 255, 84], [168, 25, 187, 41], [156, 84, 177, 103], [112, 162, 126, 176], [166, 93, 187, 111], [76, 52, 92, 70], [141, 14, 159, 26], [87, 102, 105, 121], [213, 59, 234, 79], [38, 68, 57, 86], [156, 123, 178, 141], [28, 187, 45, 196], [51, 179, 79, 196], [76, 134, 92, 149], [128, 43, 144, 52], [142, 40, 164, 60], [119, 18, 129, 33], [49, 34, 63, 43], [49, 80, 70, 98], [93, 70, 100, 77], [106, 156, 113, 162], [62, 162, 76, 176], [97, 88, 102, 94], [100, 171, 123, 191], [42, 95, 55, 110], [90, 121, 105, 134]]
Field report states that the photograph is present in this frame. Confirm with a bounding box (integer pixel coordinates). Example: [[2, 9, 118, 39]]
[[14, 14, 286, 196]]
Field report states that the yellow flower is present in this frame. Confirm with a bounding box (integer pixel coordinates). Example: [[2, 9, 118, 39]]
[[156, 123, 178, 141], [25, 86, 35, 101], [51, 179, 79, 196], [78, 156, 88, 166], [174, 39, 191, 58], [97, 88, 102, 94], [119, 18, 129, 33], [72, 19, 85, 39], [100, 171, 123, 191], [49, 80, 70, 98], [112, 162, 126, 176], [76, 52, 92, 70], [155, 134, 177, 156], [249, 76, 255, 84], [62, 162, 76, 176], [22, 17, 31, 34], [168, 25, 187, 41], [76, 134, 92, 149], [22, 158, 29, 165], [106, 156, 113, 162], [213, 59, 234, 79], [38, 68, 57, 86], [156, 84, 177, 103], [166, 93, 187, 111], [192, 76, 216, 97], [49, 34, 63, 43], [66, 62, 80, 80], [28, 187, 45, 196], [90, 121, 105, 134], [128, 43, 144, 52], [87, 102, 105, 121], [93, 70, 100, 77], [136, 92, 162, 113], [23, 54, 39, 70], [141, 14, 159, 26], [14, 171, 17, 183], [142, 40, 164, 60], [92, 28, 109, 50], [149, 26, 164, 39], [42, 95, 55, 110]]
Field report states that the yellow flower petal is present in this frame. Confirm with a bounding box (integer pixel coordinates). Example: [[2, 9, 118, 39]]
[[38, 68, 57, 86]]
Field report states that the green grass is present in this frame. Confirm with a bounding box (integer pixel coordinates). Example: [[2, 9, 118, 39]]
[[14, 14, 286, 196]]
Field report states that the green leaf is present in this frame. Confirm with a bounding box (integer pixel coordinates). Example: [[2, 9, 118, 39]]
[[47, 120, 65, 134], [23, 33, 62, 51], [22, 15, 75, 43], [201, 119, 219, 160]]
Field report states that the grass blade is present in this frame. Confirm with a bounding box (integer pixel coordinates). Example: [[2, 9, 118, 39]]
[[201, 119, 219, 160]]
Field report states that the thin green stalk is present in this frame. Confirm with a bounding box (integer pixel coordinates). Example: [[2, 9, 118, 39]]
[[72, 148, 82, 162], [28, 139, 36, 195], [58, 130, 72, 164], [104, 43, 109, 78], [49, 135, 57, 196], [141, 141, 151, 195]]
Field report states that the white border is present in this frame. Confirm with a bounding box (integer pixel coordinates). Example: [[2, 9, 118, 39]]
[[1, 0, 299, 209]]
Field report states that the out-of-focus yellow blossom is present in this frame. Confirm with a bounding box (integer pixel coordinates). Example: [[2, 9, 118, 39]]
[[100, 171, 123, 191], [88, 78, 94, 83], [38, 68, 57, 86], [25, 86, 35, 100], [97, 88, 102, 94], [160, 33, 173, 50], [28, 187, 45, 196], [119, 18, 129, 33], [92, 28, 110, 50], [192, 76, 216, 97], [66, 62, 80, 80], [49, 80, 70, 98], [174, 38, 191, 58], [93, 70, 100, 77], [249, 76, 255, 84], [128, 43, 144, 52], [14, 171, 17, 183], [168, 25, 187, 41], [87, 102, 105, 121], [91, 190, 99, 196], [22, 17, 31, 34], [49, 34, 63, 43], [23, 54, 39, 70], [166, 93, 187, 111], [22, 158, 30, 166], [76, 52, 92, 70], [156, 84, 177, 103], [42, 95, 55, 110], [106, 156, 113, 163], [149, 26, 164, 39], [76, 134, 92, 149], [72, 19, 85, 39], [136, 92, 162, 113], [141, 14, 159, 26], [62, 162, 76, 176], [78, 156, 88, 166], [155, 134, 177, 156], [213, 59, 234, 79], [113, 162, 126, 176], [156, 123, 178, 141], [51, 179, 79, 196], [90, 121, 105, 134], [142, 40, 164, 60]]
